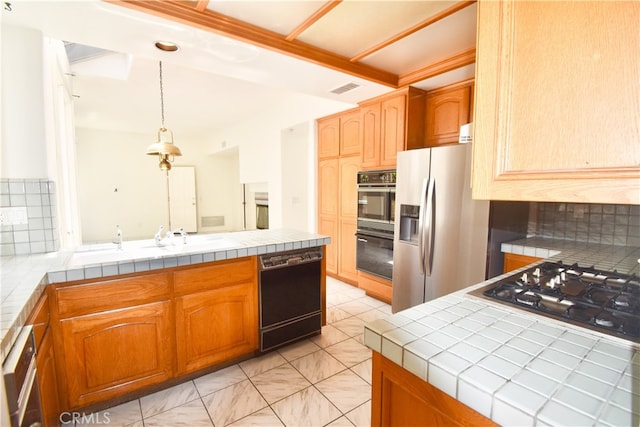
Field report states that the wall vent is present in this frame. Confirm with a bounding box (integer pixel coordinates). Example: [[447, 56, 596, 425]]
[[330, 82, 360, 95], [201, 216, 225, 227]]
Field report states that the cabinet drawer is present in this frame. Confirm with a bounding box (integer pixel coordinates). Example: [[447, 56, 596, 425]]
[[55, 273, 170, 317], [173, 256, 256, 295]]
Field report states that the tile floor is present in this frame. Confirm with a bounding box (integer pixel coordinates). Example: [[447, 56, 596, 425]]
[[68, 277, 392, 427]]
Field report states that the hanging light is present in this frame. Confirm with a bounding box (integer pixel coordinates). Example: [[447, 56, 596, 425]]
[[146, 60, 182, 171]]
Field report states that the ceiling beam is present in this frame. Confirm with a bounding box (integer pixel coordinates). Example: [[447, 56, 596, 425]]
[[350, 0, 477, 62], [107, 0, 399, 87], [398, 47, 476, 87], [286, 0, 342, 42]]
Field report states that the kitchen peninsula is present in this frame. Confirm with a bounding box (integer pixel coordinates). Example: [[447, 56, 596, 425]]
[[365, 242, 640, 426], [1, 229, 329, 420]]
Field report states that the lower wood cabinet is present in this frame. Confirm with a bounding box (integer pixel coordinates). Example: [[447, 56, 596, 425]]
[[174, 258, 258, 375], [371, 351, 497, 426], [50, 256, 260, 412], [503, 253, 543, 273], [358, 272, 392, 304], [36, 328, 61, 427], [58, 301, 173, 408]]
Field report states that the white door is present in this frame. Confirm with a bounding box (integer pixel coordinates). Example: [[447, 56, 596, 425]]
[[169, 166, 197, 232]]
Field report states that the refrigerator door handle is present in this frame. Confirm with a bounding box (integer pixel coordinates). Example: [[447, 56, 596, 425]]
[[417, 177, 429, 275], [424, 178, 435, 276]]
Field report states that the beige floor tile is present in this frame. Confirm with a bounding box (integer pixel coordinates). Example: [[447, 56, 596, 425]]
[[326, 306, 352, 324], [143, 399, 213, 427], [194, 364, 248, 397], [350, 358, 373, 384], [345, 400, 372, 427], [277, 339, 321, 361], [240, 351, 287, 377], [332, 316, 367, 337], [140, 381, 200, 418], [290, 350, 347, 383], [250, 364, 311, 404], [325, 337, 372, 368], [325, 416, 356, 426], [336, 300, 376, 316], [227, 408, 284, 426], [315, 370, 371, 414], [270, 386, 342, 427], [74, 399, 141, 427], [202, 379, 268, 426], [310, 325, 350, 348]]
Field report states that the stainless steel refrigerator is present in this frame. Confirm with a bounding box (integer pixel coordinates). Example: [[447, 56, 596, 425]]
[[392, 144, 490, 313]]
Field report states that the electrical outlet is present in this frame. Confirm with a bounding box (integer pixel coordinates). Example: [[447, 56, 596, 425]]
[[0, 207, 28, 225]]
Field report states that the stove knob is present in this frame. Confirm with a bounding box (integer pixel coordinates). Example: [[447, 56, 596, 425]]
[[521, 272, 528, 283], [533, 268, 541, 277], [560, 272, 566, 281]]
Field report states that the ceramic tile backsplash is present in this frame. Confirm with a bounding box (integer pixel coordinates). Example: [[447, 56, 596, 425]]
[[530, 202, 640, 246], [0, 179, 59, 256]]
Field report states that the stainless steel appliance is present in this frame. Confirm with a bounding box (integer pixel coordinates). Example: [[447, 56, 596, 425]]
[[392, 144, 490, 313], [470, 261, 640, 343], [356, 170, 395, 280], [3, 326, 42, 427], [258, 247, 322, 352]]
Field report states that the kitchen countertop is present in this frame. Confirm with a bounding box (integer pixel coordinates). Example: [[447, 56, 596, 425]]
[[1, 229, 329, 361], [365, 240, 640, 426]]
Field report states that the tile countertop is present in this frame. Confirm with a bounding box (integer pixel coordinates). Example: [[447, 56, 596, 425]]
[[1, 229, 329, 361], [365, 241, 640, 427]]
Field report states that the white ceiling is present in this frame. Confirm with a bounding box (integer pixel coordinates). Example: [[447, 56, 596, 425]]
[[3, 1, 476, 136]]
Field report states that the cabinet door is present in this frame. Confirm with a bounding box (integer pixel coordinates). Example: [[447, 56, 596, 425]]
[[473, 0, 640, 203], [340, 110, 361, 157], [37, 330, 60, 427], [339, 156, 359, 218], [175, 281, 258, 375], [318, 215, 338, 275], [380, 94, 406, 168], [318, 158, 339, 217], [371, 352, 497, 427], [59, 301, 173, 408], [360, 103, 381, 169], [426, 86, 470, 147], [317, 116, 340, 159]]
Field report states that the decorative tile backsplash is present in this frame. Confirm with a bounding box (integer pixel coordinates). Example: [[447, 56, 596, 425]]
[[0, 179, 59, 256], [530, 202, 640, 247]]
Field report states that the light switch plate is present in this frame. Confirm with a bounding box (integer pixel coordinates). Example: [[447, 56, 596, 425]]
[[0, 207, 28, 225]]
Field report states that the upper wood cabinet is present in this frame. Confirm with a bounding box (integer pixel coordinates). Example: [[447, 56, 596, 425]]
[[425, 80, 473, 147], [360, 87, 426, 169], [473, 0, 640, 204], [317, 108, 361, 159]]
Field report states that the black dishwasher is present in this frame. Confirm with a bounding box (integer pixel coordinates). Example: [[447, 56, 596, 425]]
[[258, 247, 323, 352]]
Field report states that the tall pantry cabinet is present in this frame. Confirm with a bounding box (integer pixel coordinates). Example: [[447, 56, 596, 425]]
[[473, 0, 640, 204], [317, 109, 360, 284]]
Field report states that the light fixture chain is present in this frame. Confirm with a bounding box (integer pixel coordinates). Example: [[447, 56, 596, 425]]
[[159, 61, 165, 127]]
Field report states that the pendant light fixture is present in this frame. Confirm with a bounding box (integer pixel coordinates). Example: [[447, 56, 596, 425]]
[[146, 60, 182, 171]]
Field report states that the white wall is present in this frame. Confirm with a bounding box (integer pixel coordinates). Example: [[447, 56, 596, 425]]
[[209, 92, 353, 230], [281, 121, 312, 231], [1, 25, 48, 179], [76, 128, 246, 242]]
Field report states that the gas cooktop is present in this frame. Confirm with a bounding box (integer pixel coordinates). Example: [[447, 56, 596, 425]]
[[470, 261, 640, 343]]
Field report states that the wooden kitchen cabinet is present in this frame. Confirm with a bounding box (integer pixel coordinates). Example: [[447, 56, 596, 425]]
[[360, 86, 426, 170], [317, 108, 360, 159], [173, 257, 258, 375], [473, 0, 640, 204], [318, 158, 340, 275], [51, 272, 173, 409], [317, 109, 361, 284], [425, 80, 473, 147], [36, 327, 61, 427], [371, 352, 497, 426], [503, 253, 542, 273], [27, 291, 60, 427]]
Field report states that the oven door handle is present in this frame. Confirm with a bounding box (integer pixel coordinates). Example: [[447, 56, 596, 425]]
[[355, 230, 393, 240]]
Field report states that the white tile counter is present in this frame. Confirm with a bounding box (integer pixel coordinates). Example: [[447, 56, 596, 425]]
[[1, 229, 329, 361], [365, 243, 640, 426]]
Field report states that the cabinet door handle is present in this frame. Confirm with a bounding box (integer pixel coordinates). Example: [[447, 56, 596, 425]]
[[357, 238, 368, 243]]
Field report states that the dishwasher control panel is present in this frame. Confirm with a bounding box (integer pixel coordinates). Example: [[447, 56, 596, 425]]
[[259, 247, 323, 270]]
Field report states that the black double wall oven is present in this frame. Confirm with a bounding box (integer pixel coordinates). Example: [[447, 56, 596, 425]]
[[356, 170, 395, 281]]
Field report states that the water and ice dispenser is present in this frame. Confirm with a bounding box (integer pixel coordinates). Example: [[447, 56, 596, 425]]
[[398, 204, 420, 244]]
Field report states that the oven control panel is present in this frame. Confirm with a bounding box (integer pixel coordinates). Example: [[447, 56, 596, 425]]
[[259, 247, 323, 270]]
